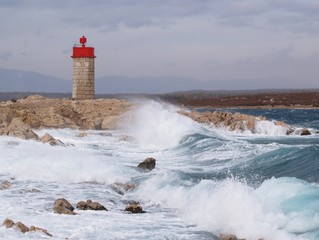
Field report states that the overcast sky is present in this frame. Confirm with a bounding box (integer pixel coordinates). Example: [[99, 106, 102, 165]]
[[1, 0, 319, 89]]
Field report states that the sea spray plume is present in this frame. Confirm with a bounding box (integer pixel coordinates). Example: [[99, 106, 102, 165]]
[[125, 100, 199, 150]]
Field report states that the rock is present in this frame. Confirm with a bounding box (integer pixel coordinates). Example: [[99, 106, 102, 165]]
[[137, 157, 156, 171], [300, 128, 311, 136], [125, 204, 146, 214], [0, 96, 132, 132], [77, 132, 88, 137], [179, 110, 274, 133], [30, 225, 53, 237], [40, 133, 65, 146], [3, 218, 15, 228], [15, 221, 29, 233], [0, 181, 12, 190], [76, 200, 108, 211], [7, 118, 39, 140], [219, 234, 238, 240], [53, 198, 75, 215], [112, 182, 136, 195], [2, 218, 52, 236]]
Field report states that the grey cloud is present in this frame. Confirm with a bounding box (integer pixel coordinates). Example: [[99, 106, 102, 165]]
[[0, 50, 13, 61]]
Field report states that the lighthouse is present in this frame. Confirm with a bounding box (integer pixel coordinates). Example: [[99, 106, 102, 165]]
[[71, 36, 95, 99]]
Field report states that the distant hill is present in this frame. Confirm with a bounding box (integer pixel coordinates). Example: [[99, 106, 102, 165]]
[[0, 68, 318, 94], [0, 68, 71, 93], [0, 68, 210, 94]]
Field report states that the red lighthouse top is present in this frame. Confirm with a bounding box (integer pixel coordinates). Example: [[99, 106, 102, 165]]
[[72, 35, 95, 58]]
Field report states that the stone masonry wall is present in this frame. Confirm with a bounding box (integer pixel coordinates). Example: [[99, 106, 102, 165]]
[[72, 58, 95, 99]]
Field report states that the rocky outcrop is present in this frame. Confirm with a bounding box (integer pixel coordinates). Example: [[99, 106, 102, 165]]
[[40, 133, 64, 146], [76, 200, 108, 211], [0, 181, 12, 190], [0, 95, 131, 131], [137, 157, 156, 171], [53, 198, 75, 215], [125, 204, 146, 214], [179, 110, 297, 134], [2, 218, 52, 236], [2, 118, 39, 140]]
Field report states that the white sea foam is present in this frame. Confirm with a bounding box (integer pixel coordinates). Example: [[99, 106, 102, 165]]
[[134, 173, 318, 240], [125, 101, 198, 150]]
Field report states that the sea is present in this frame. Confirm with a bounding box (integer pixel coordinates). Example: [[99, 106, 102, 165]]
[[0, 100, 319, 240]]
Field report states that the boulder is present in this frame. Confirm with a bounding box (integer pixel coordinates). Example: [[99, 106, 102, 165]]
[[3, 218, 15, 228], [125, 204, 146, 214], [0, 181, 12, 190], [15, 222, 29, 233], [300, 128, 311, 136], [53, 198, 75, 215], [76, 200, 108, 211], [112, 182, 136, 195], [7, 118, 39, 140], [40, 133, 65, 146], [137, 157, 156, 171]]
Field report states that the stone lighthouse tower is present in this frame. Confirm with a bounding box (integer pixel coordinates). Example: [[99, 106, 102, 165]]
[[71, 35, 95, 99]]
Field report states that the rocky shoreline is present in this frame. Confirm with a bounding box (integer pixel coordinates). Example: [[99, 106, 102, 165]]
[[0, 95, 132, 140], [0, 95, 315, 142]]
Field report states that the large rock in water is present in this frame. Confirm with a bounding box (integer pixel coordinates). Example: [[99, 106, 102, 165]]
[[53, 198, 75, 215], [125, 204, 146, 214], [6, 118, 39, 140], [76, 200, 108, 211], [40, 133, 65, 146], [137, 157, 156, 171]]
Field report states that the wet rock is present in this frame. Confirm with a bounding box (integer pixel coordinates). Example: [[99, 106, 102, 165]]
[[125, 204, 146, 214], [112, 182, 136, 195], [219, 234, 238, 240], [137, 157, 156, 171], [30, 225, 53, 237], [76, 200, 108, 211], [3, 218, 15, 228], [15, 221, 29, 233], [7, 118, 39, 140], [300, 128, 311, 136], [53, 198, 75, 215], [2, 218, 52, 236], [0, 181, 12, 190], [40, 133, 65, 146]]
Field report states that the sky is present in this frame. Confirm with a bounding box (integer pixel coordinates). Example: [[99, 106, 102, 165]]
[[1, 0, 319, 89]]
